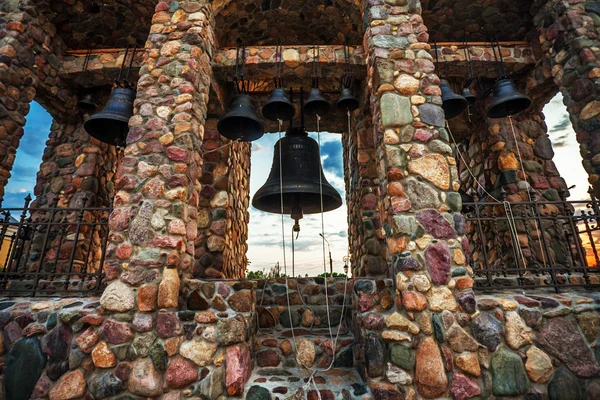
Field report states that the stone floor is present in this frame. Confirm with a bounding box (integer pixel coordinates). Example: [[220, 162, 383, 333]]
[[243, 366, 373, 400], [243, 328, 373, 399]]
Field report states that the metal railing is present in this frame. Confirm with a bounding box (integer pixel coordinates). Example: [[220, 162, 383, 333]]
[[463, 192, 600, 292], [0, 195, 110, 296]]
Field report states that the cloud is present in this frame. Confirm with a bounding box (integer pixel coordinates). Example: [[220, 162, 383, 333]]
[[318, 139, 343, 178], [4, 101, 51, 206], [551, 115, 571, 131]]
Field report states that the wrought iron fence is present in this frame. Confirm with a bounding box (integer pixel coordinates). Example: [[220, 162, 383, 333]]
[[0, 195, 110, 296], [463, 192, 600, 292]]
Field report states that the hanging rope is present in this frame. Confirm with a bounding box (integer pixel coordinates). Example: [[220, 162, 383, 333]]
[[507, 116, 548, 268], [203, 138, 241, 154], [447, 122, 528, 269]]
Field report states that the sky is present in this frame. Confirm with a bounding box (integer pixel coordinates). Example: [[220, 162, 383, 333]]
[[3, 101, 52, 209], [11, 94, 594, 276]]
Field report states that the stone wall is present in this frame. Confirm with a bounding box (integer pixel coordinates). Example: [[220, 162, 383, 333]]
[[0, 279, 256, 399], [534, 0, 600, 197], [2, 281, 600, 399], [353, 279, 600, 399], [0, 0, 78, 203], [194, 118, 250, 280]]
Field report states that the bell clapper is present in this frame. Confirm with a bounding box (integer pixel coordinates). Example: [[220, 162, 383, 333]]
[[291, 206, 303, 236]]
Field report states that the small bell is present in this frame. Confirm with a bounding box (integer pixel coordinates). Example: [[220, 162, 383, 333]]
[[336, 87, 359, 113], [218, 94, 264, 142], [262, 87, 295, 122], [487, 78, 532, 118], [440, 80, 468, 119], [461, 87, 477, 106], [84, 87, 135, 146], [304, 88, 331, 117], [78, 94, 100, 114]]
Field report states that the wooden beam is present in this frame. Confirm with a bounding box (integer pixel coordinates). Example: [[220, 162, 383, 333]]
[[64, 41, 531, 56]]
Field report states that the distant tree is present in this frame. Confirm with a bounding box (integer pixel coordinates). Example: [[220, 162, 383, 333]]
[[246, 262, 288, 279], [318, 272, 347, 278]]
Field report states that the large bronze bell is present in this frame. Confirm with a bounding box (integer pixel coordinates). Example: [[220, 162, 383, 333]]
[[487, 78, 532, 118], [84, 87, 135, 146], [218, 94, 264, 142], [336, 87, 359, 113], [262, 88, 295, 122], [440, 80, 468, 119], [304, 88, 331, 117], [252, 127, 342, 225]]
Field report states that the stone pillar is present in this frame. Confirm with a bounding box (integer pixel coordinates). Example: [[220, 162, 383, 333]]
[[456, 102, 570, 279], [101, 0, 213, 324], [0, 0, 77, 202], [354, 1, 479, 398], [536, 0, 600, 197], [194, 118, 251, 279], [344, 114, 387, 277]]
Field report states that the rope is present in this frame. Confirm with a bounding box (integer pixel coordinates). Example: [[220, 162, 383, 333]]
[[203, 138, 240, 155], [447, 121, 528, 270], [507, 116, 548, 268]]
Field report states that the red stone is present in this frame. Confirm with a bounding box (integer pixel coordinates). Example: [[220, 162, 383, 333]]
[[425, 242, 452, 285], [156, 311, 181, 338], [100, 320, 133, 344], [166, 357, 198, 389], [166, 147, 190, 163], [226, 343, 252, 396], [450, 372, 481, 400], [256, 349, 281, 367]]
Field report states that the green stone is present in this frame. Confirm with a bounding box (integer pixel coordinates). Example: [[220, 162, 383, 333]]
[[246, 385, 272, 400], [372, 35, 409, 49], [386, 145, 407, 168], [390, 344, 415, 370], [491, 348, 530, 396], [381, 93, 412, 128], [573, 36, 594, 50], [523, 160, 543, 173], [137, 249, 161, 261], [365, 238, 381, 255], [446, 192, 462, 212], [46, 313, 57, 330], [549, 368, 582, 400], [438, 128, 449, 142], [432, 313, 444, 342], [56, 157, 72, 168], [149, 341, 167, 372], [392, 216, 417, 236], [451, 267, 467, 277]]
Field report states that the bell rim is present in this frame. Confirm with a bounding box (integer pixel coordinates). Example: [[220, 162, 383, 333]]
[[217, 117, 264, 142], [252, 190, 343, 215], [442, 97, 469, 119]]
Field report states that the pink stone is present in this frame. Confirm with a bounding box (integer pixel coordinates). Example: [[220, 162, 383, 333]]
[[362, 313, 385, 330], [414, 129, 433, 142], [156, 311, 181, 338], [416, 210, 456, 239], [450, 372, 481, 400], [359, 294, 374, 312], [391, 195, 411, 213], [75, 327, 99, 353], [425, 242, 452, 285], [108, 207, 131, 231], [166, 357, 198, 389], [101, 320, 133, 345], [166, 147, 190, 163], [226, 343, 252, 396], [149, 236, 184, 249]]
